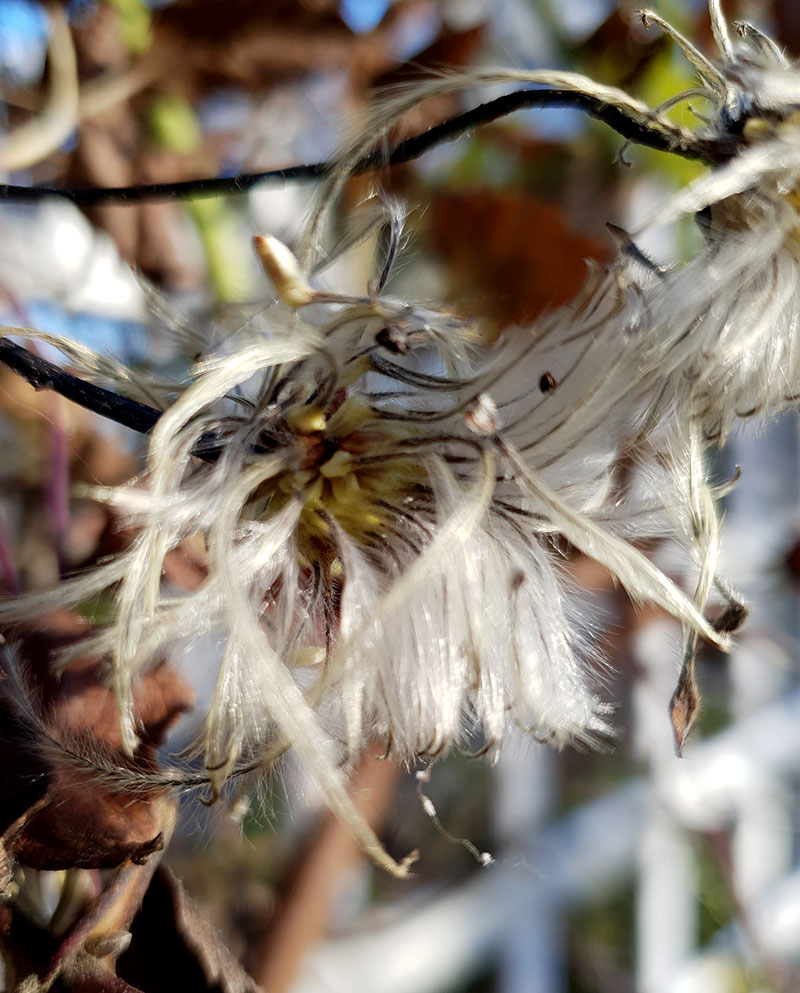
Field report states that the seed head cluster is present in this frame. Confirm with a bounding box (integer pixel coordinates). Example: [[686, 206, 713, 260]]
[[4, 1, 800, 873]]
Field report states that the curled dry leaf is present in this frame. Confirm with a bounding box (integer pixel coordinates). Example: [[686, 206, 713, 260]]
[[0, 610, 194, 871]]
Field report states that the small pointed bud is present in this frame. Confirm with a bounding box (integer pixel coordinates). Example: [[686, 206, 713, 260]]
[[670, 659, 700, 757], [253, 235, 316, 308]]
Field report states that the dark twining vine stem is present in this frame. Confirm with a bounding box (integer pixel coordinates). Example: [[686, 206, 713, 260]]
[[0, 87, 742, 438], [0, 339, 228, 462], [0, 340, 161, 434], [0, 87, 739, 206]]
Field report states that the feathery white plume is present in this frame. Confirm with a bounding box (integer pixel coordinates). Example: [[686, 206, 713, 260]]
[[0, 215, 731, 873], [6, 7, 781, 872], [630, 6, 800, 442]]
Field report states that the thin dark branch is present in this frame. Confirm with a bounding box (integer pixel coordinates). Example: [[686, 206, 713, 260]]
[[0, 88, 739, 207], [381, 88, 737, 166], [0, 162, 329, 206], [0, 340, 161, 433], [0, 339, 223, 462]]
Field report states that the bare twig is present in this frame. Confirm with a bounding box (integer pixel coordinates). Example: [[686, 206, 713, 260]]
[[0, 338, 230, 464], [0, 86, 740, 206]]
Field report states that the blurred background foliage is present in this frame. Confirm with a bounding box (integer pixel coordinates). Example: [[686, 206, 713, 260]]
[[2, 1, 800, 992]]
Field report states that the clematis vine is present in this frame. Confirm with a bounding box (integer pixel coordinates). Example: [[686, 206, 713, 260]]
[[7, 0, 799, 874]]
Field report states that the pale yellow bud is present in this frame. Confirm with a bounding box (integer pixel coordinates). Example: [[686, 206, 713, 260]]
[[253, 234, 316, 307]]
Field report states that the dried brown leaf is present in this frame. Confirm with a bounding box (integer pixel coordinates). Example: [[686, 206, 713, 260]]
[[429, 190, 610, 326], [0, 612, 193, 870]]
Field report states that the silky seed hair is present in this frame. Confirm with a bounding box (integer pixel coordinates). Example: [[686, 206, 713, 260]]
[[5, 2, 785, 874], [627, 7, 800, 443], [0, 205, 730, 876]]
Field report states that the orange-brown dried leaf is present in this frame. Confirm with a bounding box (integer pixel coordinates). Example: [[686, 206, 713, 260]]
[[429, 190, 610, 327], [12, 772, 171, 871], [0, 363, 137, 488]]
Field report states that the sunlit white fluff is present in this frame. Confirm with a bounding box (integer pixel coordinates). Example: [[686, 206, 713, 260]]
[[301, 11, 800, 444], [629, 8, 800, 443], [0, 219, 728, 873], [8, 14, 785, 870]]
